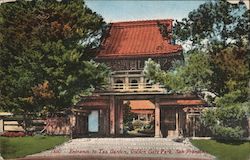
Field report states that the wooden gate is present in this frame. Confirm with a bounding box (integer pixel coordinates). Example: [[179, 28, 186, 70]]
[[161, 108, 179, 137]]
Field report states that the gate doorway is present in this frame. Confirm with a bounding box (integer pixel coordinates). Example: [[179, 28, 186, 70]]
[[122, 100, 155, 137], [88, 110, 99, 133], [161, 107, 183, 138]]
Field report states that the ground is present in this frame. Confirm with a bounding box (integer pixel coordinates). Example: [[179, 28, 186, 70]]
[[19, 138, 215, 160], [191, 139, 250, 160], [0, 136, 69, 159]]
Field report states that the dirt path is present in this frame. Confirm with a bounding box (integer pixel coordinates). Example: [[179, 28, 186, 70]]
[[20, 138, 215, 160]]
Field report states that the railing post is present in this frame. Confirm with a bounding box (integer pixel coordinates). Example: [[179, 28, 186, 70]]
[[125, 76, 129, 91], [139, 76, 144, 91]]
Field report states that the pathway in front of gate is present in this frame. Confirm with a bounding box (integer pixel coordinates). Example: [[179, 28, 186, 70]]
[[22, 138, 215, 160]]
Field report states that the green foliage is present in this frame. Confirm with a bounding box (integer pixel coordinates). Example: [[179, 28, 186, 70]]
[[0, 0, 110, 114], [211, 46, 249, 96], [157, 21, 170, 39], [132, 120, 144, 130], [143, 58, 167, 85], [172, 52, 213, 92], [174, 0, 249, 49], [215, 90, 243, 107], [172, 0, 249, 98], [201, 108, 217, 128], [242, 102, 250, 117], [201, 89, 248, 140], [213, 125, 244, 140], [123, 102, 137, 125], [168, 0, 250, 139], [172, 0, 249, 97], [216, 104, 246, 128], [201, 102, 247, 139], [144, 52, 213, 93]]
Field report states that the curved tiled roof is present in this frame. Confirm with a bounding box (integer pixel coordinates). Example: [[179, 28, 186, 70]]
[[129, 100, 155, 110], [98, 19, 182, 58]]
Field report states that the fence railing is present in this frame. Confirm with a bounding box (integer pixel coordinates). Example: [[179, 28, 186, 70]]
[[0, 119, 46, 133], [110, 82, 166, 92]]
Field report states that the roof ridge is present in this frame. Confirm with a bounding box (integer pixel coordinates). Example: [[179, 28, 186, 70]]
[[111, 19, 173, 26]]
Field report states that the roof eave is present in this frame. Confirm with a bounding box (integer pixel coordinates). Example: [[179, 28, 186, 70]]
[[96, 50, 183, 59]]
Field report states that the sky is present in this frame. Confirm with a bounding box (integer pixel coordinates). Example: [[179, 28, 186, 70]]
[[85, 1, 207, 23]]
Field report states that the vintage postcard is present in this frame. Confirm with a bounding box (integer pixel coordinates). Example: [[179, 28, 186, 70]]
[[0, 0, 249, 160]]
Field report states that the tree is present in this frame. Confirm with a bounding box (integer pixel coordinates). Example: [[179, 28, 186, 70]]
[[143, 0, 249, 139], [172, 0, 249, 98], [210, 46, 249, 97], [122, 101, 137, 133], [123, 102, 137, 125], [144, 51, 213, 94], [201, 101, 247, 140], [0, 0, 110, 118], [174, 0, 249, 50]]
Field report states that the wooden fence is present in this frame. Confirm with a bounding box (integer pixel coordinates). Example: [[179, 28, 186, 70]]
[[0, 118, 46, 133]]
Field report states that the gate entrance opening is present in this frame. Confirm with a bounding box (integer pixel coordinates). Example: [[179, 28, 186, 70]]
[[122, 100, 155, 137], [88, 110, 99, 133]]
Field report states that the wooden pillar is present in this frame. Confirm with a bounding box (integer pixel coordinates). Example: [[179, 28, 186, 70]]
[[110, 95, 115, 135], [155, 97, 161, 138], [115, 100, 123, 134], [192, 115, 195, 137], [103, 109, 108, 136], [185, 113, 189, 137], [119, 102, 124, 134], [179, 110, 183, 136], [106, 109, 110, 135], [176, 109, 179, 136], [99, 110, 103, 134]]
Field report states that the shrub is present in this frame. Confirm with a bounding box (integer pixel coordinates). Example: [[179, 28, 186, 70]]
[[132, 120, 144, 130], [201, 103, 246, 140], [201, 108, 217, 128], [138, 125, 154, 134], [217, 104, 245, 127], [123, 102, 137, 124], [213, 125, 244, 140], [123, 122, 134, 132]]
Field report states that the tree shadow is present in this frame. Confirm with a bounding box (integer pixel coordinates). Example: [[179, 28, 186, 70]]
[[215, 139, 248, 145]]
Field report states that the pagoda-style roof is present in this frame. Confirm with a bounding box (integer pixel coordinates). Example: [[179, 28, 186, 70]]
[[129, 100, 155, 110], [98, 19, 182, 58]]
